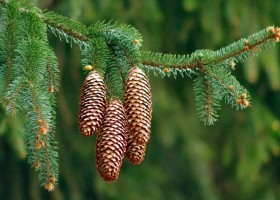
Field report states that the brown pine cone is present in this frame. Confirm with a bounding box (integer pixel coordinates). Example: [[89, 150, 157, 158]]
[[78, 70, 106, 136], [124, 67, 152, 145], [95, 99, 127, 182], [125, 134, 146, 164]]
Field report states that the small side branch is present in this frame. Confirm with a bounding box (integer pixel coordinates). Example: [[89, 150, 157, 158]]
[[28, 82, 57, 191], [205, 80, 211, 122], [141, 27, 280, 72], [42, 15, 89, 42], [9, 82, 25, 114]]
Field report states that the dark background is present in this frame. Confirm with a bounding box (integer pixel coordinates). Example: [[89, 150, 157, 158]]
[[1, 0, 280, 199]]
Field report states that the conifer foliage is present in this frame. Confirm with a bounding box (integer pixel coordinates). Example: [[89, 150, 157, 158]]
[[0, 0, 59, 191], [0, 0, 280, 191]]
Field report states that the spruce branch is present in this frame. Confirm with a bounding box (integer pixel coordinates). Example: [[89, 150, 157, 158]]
[[2, 1, 279, 73], [1, 1, 59, 191], [45, 46, 59, 93], [42, 11, 89, 46], [0, 0, 22, 102], [81, 37, 110, 75], [1, 0, 280, 191], [141, 27, 279, 73], [205, 80, 212, 119], [203, 64, 250, 110], [194, 75, 221, 125]]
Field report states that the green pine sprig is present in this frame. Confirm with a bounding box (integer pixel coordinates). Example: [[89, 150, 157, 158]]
[[0, 0, 59, 191]]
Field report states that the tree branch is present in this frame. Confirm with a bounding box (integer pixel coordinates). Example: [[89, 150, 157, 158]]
[[1, 1, 279, 73]]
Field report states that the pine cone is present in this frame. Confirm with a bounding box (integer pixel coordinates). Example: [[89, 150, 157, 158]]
[[125, 134, 146, 164], [95, 99, 127, 182], [124, 67, 152, 145], [78, 70, 106, 136]]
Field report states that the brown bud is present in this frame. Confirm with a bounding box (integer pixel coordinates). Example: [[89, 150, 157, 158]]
[[275, 27, 280, 37], [49, 85, 55, 93], [228, 85, 234, 92], [242, 99, 249, 107], [40, 124, 48, 135], [229, 61, 236, 70], [35, 141, 44, 150], [237, 98, 243, 104], [37, 119, 43, 125], [268, 26, 275, 34], [84, 65, 93, 71], [133, 39, 139, 45], [33, 162, 40, 169], [48, 175, 57, 183], [44, 182, 55, 191], [241, 93, 247, 99], [163, 68, 169, 73], [244, 45, 250, 50]]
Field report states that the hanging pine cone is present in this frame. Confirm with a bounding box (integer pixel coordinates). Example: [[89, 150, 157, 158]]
[[124, 67, 152, 145], [125, 134, 146, 164], [95, 99, 127, 182], [78, 70, 106, 136]]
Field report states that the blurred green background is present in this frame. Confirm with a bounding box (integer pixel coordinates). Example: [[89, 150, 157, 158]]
[[1, 0, 280, 199]]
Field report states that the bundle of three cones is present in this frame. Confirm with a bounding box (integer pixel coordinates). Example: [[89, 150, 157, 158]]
[[78, 67, 152, 182]]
